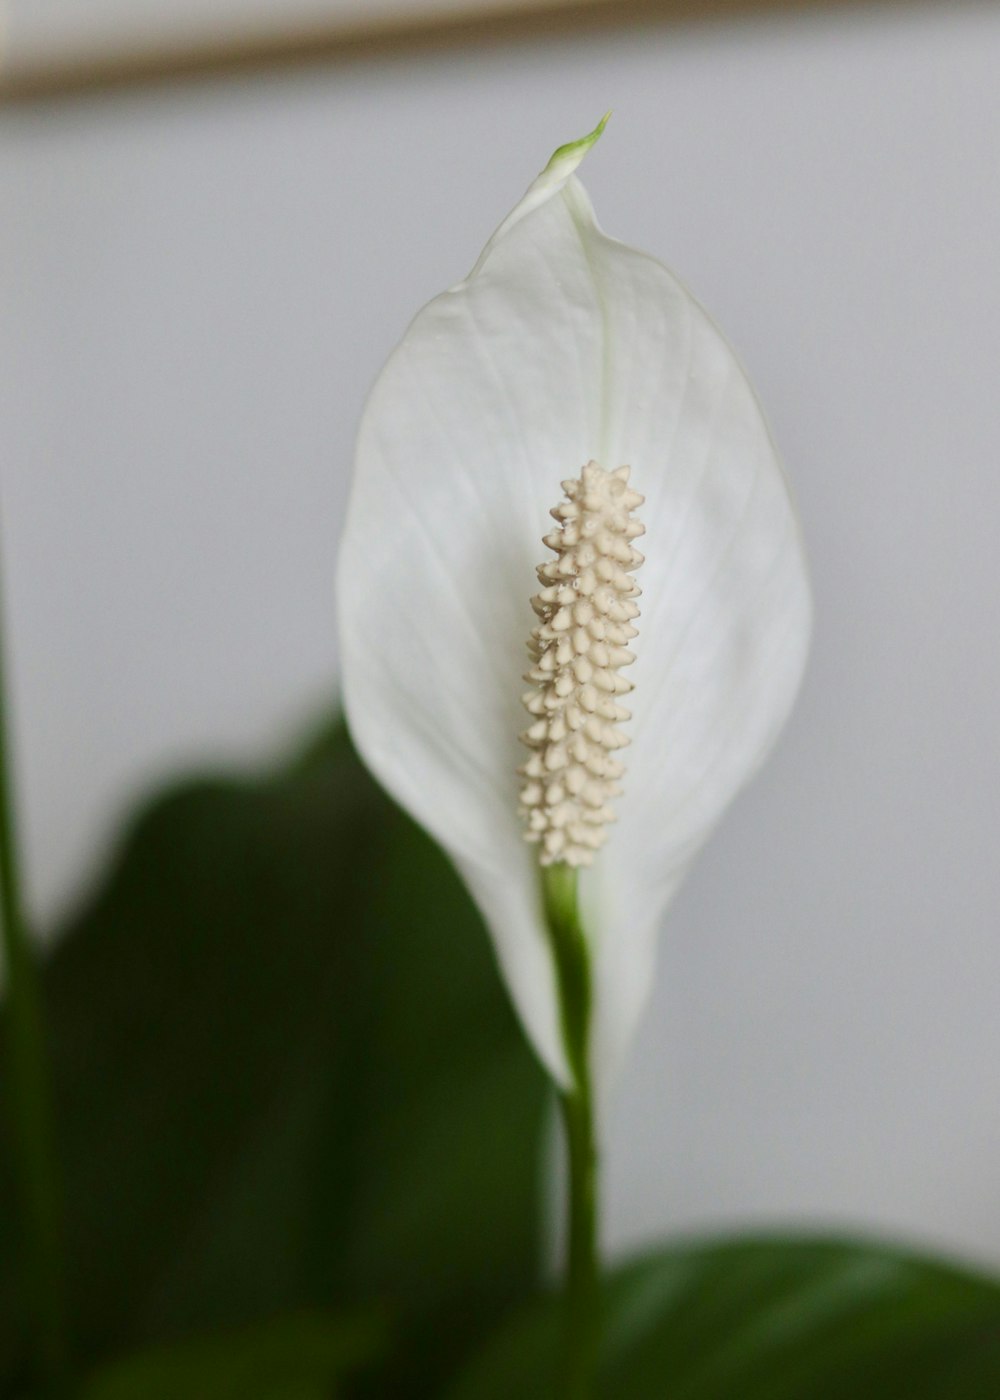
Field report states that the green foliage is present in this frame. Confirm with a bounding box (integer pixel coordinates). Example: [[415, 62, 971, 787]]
[[0, 721, 548, 1397], [81, 1310, 381, 1400], [446, 1236, 1000, 1399], [3, 717, 1000, 1397]]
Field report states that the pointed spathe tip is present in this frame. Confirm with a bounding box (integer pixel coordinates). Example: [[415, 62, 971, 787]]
[[544, 111, 611, 179]]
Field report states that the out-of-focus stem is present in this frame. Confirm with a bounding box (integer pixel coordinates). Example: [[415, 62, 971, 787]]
[[542, 863, 599, 1400], [0, 542, 66, 1391]]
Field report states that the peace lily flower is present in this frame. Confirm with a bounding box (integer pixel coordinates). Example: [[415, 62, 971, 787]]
[[337, 119, 811, 1105]]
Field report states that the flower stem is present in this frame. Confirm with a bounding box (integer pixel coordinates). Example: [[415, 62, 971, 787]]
[[0, 552, 67, 1391], [542, 863, 599, 1400]]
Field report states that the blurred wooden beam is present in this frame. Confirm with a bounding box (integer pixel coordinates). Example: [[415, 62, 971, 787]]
[[0, 0, 887, 106]]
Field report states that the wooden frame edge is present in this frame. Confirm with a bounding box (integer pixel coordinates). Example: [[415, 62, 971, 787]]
[[0, 0, 883, 106]]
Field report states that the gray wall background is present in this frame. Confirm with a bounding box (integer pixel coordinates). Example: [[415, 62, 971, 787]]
[[3, 1, 1000, 1267]]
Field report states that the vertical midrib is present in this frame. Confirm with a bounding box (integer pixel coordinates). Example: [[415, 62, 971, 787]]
[[565, 182, 614, 469]]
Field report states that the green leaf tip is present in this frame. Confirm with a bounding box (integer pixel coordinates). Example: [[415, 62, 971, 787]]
[[546, 112, 611, 173]]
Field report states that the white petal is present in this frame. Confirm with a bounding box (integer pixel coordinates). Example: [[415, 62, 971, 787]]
[[534, 179, 814, 1102], [337, 128, 811, 1097]]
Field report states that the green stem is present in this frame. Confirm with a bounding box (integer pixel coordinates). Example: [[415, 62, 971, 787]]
[[0, 555, 67, 1391], [542, 863, 599, 1400]]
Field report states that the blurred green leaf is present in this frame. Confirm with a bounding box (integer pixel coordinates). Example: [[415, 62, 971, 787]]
[[446, 1236, 1000, 1399], [0, 720, 548, 1396], [81, 1310, 381, 1400]]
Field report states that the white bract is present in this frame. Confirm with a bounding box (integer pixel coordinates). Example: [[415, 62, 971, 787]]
[[337, 122, 811, 1098]]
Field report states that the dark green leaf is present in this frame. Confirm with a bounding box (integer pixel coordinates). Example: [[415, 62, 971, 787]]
[[446, 1236, 1000, 1399], [81, 1310, 381, 1400], [0, 720, 547, 1396]]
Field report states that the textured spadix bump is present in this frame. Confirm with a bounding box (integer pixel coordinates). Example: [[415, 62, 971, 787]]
[[519, 461, 645, 866]]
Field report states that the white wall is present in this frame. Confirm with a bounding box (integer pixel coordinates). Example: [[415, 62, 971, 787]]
[[3, 1, 1000, 1267]]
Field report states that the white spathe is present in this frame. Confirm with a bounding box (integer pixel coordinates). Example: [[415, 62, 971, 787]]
[[337, 123, 811, 1100]]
